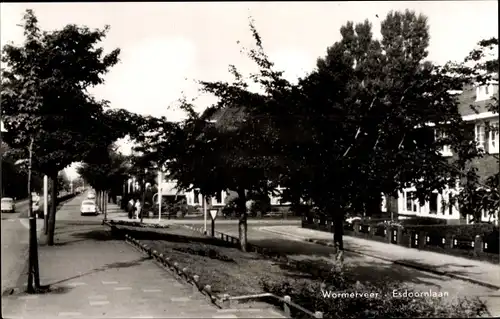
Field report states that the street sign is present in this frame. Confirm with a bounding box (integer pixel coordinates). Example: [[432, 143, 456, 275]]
[[209, 209, 218, 220]]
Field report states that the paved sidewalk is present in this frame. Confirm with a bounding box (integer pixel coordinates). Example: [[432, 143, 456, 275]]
[[260, 225, 500, 290], [2, 197, 285, 318]]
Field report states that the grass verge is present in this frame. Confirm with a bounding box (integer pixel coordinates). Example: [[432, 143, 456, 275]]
[[113, 224, 490, 318], [115, 224, 315, 297]]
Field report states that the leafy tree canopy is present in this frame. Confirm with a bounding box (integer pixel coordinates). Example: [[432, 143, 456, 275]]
[[0, 9, 144, 176]]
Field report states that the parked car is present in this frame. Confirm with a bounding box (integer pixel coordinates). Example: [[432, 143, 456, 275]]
[[87, 192, 96, 200], [1, 197, 16, 213], [80, 200, 98, 216], [264, 211, 283, 218], [345, 216, 362, 224]]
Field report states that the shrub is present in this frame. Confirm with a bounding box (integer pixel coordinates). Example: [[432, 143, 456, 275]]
[[222, 197, 239, 218], [165, 197, 188, 218], [247, 192, 271, 217], [261, 264, 488, 318], [483, 228, 500, 254], [399, 217, 448, 226], [291, 203, 313, 217], [404, 224, 498, 239]]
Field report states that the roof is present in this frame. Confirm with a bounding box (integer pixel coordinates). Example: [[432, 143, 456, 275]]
[[456, 84, 498, 117], [202, 105, 247, 132]]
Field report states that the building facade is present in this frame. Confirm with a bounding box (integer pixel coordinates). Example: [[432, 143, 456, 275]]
[[396, 81, 499, 224], [158, 169, 290, 211]]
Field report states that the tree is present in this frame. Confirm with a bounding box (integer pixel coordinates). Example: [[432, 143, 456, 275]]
[[139, 89, 275, 251], [1, 9, 122, 255], [78, 146, 131, 217], [282, 12, 479, 248], [189, 12, 479, 252], [57, 170, 71, 193], [128, 152, 161, 222]]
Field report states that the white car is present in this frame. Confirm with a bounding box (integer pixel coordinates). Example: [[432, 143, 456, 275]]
[[346, 216, 362, 224], [1, 197, 16, 213], [80, 200, 98, 216], [87, 193, 96, 200]]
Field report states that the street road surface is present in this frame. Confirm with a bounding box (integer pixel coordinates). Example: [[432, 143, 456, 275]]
[[1, 199, 45, 294]]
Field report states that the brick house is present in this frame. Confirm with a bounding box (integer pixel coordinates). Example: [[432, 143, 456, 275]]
[[395, 80, 499, 224]]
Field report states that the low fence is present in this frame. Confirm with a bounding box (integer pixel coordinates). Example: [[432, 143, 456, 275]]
[[303, 217, 499, 263]]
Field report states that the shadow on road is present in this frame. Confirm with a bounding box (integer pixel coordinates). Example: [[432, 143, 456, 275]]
[[70, 229, 116, 241], [391, 259, 484, 277], [3, 256, 152, 298], [106, 225, 241, 250], [44, 256, 152, 290], [275, 257, 450, 290]]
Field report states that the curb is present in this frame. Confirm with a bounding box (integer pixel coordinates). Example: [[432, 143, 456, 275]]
[[102, 221, 225, 308], [260, 227, 500, 291]]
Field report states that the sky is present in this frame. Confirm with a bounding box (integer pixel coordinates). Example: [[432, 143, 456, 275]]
[[1, 1, 498, 179]]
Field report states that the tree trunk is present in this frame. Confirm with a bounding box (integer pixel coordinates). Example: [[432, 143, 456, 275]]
[[332, 207, 344, 251], [237, 188, 247, 252], [27, 138, 41, 292], [104, 191, 108, 221], [97, 191, 100, 211], [44, 178, 51, 235], [47, 173, 58, 246], [366, 194, 382, 218]]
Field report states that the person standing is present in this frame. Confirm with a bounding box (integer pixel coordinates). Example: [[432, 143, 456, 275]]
[[128, 198, 135, 219], [134, 198, 141, 220]]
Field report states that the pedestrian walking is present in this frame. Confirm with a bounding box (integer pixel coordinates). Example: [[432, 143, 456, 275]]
[[128, 198, 135, 219], [134, 199, 141, 220]]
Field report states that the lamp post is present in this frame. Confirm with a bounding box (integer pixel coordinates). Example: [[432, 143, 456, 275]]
[[203, 195, 207, 234], [140, 169, 147, 223], [158, 168, 162, 222], [43, 176, 48, 233]]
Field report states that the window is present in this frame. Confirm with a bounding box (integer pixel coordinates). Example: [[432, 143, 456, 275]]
[[193, 189, 200, 204], [475, 124, 485, 150], [476, 84, 494, 101], [489, 121, 499, 153], [215, 192, 222, 204], [405, 191, 418, 213], [448, 194, 454, 215], [435, 130, 452, 156], [406, 192, 412, 212], [429, 193, 438, 214], [381, 195, 387, 212]]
